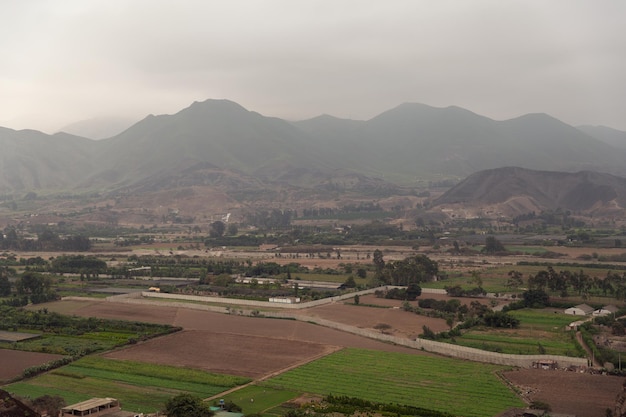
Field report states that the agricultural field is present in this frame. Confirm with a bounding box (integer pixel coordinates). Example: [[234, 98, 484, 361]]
[[0, 350, 64, 382], [4, 356, 250, 413], [217, 385, 302, 417], [441, 309, 584, 356], [0, 312, 176, 357], [255, 348, 524, 417]]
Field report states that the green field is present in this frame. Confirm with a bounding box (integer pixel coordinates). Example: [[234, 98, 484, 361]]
[[4, 356, 251, 413], [220, 385, 301, 417], [445, 309, 584, 356], [249, 348, 524, 417]]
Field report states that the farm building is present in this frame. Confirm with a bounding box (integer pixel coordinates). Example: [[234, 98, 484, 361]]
[[269, 297, 301, 304], [593, 304, 619, 317], [61, 398, 139, 417], [566, 320, 588, 331], [564, 303, 594, 316]]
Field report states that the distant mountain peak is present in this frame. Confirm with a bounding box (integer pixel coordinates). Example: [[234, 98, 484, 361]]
[[183, 98, 249, 114]]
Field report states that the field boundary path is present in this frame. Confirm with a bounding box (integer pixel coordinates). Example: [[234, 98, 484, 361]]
[[576, 331, 601, 367], [204, 346, 343, 402]]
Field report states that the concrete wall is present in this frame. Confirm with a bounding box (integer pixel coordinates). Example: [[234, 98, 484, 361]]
[[138, 286, 394, 309]]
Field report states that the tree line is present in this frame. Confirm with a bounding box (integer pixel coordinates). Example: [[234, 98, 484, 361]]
[[1, 227, 91, 251]]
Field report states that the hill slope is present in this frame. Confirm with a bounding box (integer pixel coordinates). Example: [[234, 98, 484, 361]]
[[434, 166, 626, 216], [85, 99, 334, 189], [0, 127, 95, 194], [577, 125, 626, 150]]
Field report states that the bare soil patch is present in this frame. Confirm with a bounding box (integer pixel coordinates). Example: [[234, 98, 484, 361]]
[[303, 296, 449, 339], [103, 330, 336, 378], [503, 368, 623, 417], [0, 349, 63, 382]]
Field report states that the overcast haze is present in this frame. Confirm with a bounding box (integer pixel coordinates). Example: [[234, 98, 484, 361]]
[[1, 0, 624, 134]]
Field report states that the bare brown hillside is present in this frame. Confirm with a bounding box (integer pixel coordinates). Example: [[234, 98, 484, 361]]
[[434, 167, 626, 217]]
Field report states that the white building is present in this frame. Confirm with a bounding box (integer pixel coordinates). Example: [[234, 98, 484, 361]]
[[564, 303, 594, 316], [593, 304, 619, 317]]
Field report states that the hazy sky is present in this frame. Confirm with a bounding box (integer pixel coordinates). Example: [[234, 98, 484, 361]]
[[1, 0, 624, 133]]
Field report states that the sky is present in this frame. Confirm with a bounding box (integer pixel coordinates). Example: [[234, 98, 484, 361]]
[[1, 0, 625, 134]]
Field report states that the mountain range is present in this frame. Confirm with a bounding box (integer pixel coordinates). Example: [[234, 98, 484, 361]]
[[1, 99, 626, 209]]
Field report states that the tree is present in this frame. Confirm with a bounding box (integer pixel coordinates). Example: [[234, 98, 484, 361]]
[[469, 270, 483, 289], [0, 271, 11, 296], [381, 254, 438, 286], [406, 283, 422, 300], [506, 270, 524, 290], [32, 395, 66, 417], [343, 276, 356, 288], [209, 221, 226, 237], [356, 268, 367, 279], [372, 249, 385, 277], [16, 272, 50, 296], [354, 294, 360, 305], [483, 236, 505, 254], [165, 394, 214, 417], [227, 223, 238, 236], [522, 289, 549, 308]]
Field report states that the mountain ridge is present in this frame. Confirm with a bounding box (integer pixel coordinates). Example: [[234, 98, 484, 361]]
[[2, 99, 626, 197]]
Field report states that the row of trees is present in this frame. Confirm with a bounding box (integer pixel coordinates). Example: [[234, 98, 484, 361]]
[[1, 272, 58, 305], [1, 227, 91, 251], [508, 266, 626, 300]]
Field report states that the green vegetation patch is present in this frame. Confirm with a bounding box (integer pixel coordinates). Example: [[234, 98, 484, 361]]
[[260, 348, 523, 417], [4, 357, 251, 413], [446, 309, 583, 356]]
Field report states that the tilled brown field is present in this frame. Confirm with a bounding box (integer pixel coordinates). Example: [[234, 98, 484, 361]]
[[104, 330, 337, 378], [503, 368, 624, 417], [302, 296, 449, 339], [0, 349, 63, 382]]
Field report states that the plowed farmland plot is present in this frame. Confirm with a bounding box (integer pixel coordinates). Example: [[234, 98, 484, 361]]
[[0, 349, 63, 382], [103, 330, 337, 378], [504, 368, 624, 417], [263, 348, 524, 417]]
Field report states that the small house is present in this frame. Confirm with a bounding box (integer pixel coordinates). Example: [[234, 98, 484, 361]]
[[564, 303, 594, 316]]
